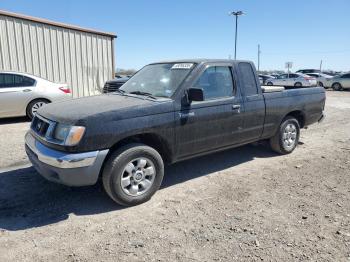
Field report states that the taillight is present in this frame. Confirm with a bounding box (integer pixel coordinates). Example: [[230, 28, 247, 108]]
[[59, 87, 71, 94], [304, 77, 314, 81]]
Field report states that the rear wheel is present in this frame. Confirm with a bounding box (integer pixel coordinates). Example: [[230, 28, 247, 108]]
[[332, 83, 343, 91], [26, 99, 50, 119], [294, 82, 302, 87], [270, 116, 300, 154], [102, 143, 164, 206]]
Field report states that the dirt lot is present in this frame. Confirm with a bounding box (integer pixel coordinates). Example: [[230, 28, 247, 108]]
[[0, 91, 350, 261]]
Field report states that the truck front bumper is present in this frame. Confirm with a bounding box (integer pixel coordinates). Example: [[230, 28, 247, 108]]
[[25, 132, 109, 186]]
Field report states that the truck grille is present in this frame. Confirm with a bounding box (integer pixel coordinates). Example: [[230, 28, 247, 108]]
[[31, 115, 55, 138], [103, 82, 125, 93]]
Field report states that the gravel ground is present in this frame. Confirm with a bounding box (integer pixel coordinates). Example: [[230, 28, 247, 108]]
[[0, 117, 30, 168], [0, 91, 350, 261]]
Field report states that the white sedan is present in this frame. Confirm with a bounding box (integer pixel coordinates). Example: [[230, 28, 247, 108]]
[[306, 73, 333, 88], [266, 73, 317, 87], [0, 72, 72, 119]]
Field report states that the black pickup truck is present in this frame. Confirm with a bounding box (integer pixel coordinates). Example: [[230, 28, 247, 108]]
[[25, 59, 325, 206]]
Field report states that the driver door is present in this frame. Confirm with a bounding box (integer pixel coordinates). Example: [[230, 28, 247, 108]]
[[175, 64, 244, 159]]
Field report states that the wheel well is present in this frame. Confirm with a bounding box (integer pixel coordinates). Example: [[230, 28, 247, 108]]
[[285, 111, 305, 128], [26, 98, 51, 109], [25, 98, 51, 115], [332, 82, 341, 87], [107, 133, 173, 164]]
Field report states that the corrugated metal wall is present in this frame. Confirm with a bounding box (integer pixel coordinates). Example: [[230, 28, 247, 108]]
[[0, 15, 114, 97]]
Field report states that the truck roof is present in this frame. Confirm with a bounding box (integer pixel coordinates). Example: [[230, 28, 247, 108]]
[[151, 59, 253, 64]]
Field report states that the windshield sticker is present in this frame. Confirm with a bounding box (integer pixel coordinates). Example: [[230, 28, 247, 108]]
[[171, 63, 194, 69]]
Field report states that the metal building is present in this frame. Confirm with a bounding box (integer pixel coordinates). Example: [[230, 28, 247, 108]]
[[0, 10, 116, 97]]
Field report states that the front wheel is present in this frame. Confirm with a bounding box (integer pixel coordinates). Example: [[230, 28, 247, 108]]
[[294, 82, 302, 87], [270, 116, 300, 154], [102, 143, 164, 206], [332, 83, 343, 91]]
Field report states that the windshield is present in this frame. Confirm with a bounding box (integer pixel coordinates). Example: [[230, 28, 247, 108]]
[[120, 63, 195, 98]]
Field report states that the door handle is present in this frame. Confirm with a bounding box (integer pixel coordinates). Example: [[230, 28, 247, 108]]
[[23, 89, 32, 92], [179, 112, 195, 118], [232, 104, 241, 113]]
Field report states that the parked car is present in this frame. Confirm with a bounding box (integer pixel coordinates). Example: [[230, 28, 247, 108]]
[[296, 69, 321, 74], [25, 59, 325, 206], [258, 74, 275, 85], [305, 73, 333, 88], [103, 77, 129, 93], [322, 71, 341, 77], [0, 72, 71, 119], [324, 73, 350, 90], [266, 73, 317, 87]]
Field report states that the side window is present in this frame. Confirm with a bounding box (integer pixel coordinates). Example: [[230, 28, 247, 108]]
[[238, 62, 258, 96], [194, 66, 234, 100], [13, 75, 35, 87], [341, 74, 350, 78], [0, 74, 15, 88], [280, 74, 287, 79], [289, 74, 299, 78], [14, 75, 24, 87], [23, 76, 35, 86]]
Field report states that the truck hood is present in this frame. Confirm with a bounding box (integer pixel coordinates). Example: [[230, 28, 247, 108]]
[[37, 94, 173, 125]]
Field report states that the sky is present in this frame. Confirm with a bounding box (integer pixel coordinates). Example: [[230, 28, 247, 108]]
[[0, 0, 349, 71]]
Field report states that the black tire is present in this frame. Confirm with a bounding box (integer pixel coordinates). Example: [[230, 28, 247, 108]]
[[267, 82, 273, 86], [270, 116, 300, 154], [294, 82, 302, 87], [318, 81, 324, 87], [102, 143, 164, 206], [26, 99, 50, 119], [332, 82, 343, 91]]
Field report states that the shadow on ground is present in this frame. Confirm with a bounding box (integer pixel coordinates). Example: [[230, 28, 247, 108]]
[[0, 143, 278, 231], [0, 117, 29, 125]]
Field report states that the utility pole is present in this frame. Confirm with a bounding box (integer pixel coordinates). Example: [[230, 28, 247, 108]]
[[258, 44, 261, 72], [229, 11, 244, 60], [319, 60, 323, 72]]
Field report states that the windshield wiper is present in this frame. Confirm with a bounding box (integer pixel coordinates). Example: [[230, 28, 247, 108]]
[[113, 89, 126, 95], [129, 91, 157, 99]]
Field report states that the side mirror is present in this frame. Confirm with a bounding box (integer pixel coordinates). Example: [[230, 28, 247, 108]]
[[187, 88, 204, 102]]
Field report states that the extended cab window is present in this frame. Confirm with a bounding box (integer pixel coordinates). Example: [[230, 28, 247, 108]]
[[238, 62, 258, 96], [194, 66, 234, 100]]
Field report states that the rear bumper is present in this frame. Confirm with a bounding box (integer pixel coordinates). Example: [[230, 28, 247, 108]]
[[25, 132, 109, 186]]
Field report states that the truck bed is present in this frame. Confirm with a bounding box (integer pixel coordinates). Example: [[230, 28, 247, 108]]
[[261, 86, 325, 139]]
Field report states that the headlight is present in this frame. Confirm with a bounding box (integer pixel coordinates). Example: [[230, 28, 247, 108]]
[[54, 123, 71, 141], [54, 124, 85, 146]]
